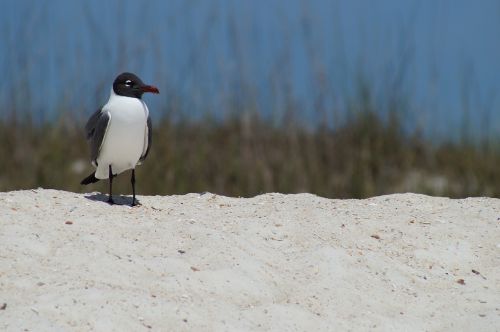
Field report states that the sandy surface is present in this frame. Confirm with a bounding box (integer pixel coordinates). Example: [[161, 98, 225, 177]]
[[0, 189, 499, 331]]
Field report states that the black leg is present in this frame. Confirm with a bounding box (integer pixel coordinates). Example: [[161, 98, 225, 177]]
[[131, 169, 137, 206], [108, 165, 114, 205]]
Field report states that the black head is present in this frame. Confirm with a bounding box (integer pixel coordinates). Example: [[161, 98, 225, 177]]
[[112, 72, 159, 99]]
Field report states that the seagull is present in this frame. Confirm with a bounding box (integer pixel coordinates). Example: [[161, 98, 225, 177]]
[[80, 72, 159, 206]]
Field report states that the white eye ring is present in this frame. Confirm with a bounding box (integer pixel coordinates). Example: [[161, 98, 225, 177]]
[[125, 80, 132, 87]]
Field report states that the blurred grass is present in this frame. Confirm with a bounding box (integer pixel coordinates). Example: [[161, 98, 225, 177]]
[[1, 109, 498, 198], [1, 2, 499, 198]]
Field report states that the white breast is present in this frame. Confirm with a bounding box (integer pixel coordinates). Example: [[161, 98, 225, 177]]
[[95, 90, 149, 179]]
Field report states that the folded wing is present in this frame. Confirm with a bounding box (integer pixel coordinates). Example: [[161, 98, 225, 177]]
[[85, 109, 111, 166], [139, 115, 152, 161]]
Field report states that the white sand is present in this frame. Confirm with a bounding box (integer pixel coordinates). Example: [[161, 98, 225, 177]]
[[0, 189, 498, 331]]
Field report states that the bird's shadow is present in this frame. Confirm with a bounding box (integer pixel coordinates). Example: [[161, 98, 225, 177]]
[[84, 193, 138, 206]]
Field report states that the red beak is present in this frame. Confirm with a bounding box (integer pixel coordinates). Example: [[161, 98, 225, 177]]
[[141, 85, 160, 94]]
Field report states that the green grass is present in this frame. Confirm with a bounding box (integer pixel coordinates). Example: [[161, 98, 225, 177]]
[[1, 111, 498, 198]]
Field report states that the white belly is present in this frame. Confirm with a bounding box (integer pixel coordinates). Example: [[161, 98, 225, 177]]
[[95, 97, 147, 179]]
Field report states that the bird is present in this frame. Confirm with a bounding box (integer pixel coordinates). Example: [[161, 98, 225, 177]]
[[80, 72, 159, 206]]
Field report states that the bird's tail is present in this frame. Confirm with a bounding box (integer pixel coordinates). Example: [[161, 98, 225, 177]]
[[80, 172, 99, 185]]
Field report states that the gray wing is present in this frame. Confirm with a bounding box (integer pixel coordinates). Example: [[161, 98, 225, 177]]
[[84, 109, 111, 165], [140, 115, 152, 161]]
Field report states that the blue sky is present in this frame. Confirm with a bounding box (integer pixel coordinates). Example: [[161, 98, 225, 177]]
[[1, 0, 499, 139]]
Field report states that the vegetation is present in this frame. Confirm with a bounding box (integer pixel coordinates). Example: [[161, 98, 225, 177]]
[[1, 107, 498, 198], [1, 2, 498, 198]]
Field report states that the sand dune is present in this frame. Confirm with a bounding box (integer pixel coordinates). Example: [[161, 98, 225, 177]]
[[0, 189, 498, 331]]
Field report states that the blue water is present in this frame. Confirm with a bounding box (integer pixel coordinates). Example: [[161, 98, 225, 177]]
[[1, 0, 499, 139]]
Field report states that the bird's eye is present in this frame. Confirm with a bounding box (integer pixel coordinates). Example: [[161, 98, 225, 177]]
[[125, 80, 133, 87]]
